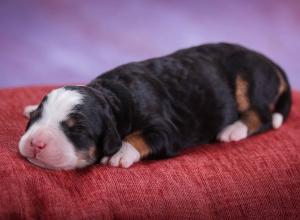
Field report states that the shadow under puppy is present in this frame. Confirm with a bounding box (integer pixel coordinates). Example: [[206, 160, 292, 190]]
[[19, 43, 291, 170]]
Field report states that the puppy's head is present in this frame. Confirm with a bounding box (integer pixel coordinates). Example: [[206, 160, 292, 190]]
[[18, 86, 121, 170]]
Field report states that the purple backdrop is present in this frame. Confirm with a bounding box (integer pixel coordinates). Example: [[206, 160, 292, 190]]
[[0, 0, 299, 88]]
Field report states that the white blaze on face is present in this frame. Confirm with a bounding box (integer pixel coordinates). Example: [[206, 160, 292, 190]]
[[18, 88, 84, 170]]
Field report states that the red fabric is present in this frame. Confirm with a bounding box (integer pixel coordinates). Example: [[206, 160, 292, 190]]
[[0, 86, 299, 219]]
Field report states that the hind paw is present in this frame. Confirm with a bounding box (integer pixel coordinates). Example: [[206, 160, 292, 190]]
[[217, 121, 248, 142]]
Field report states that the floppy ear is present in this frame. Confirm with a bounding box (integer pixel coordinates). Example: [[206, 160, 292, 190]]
[[84, 85, 122, 156], [100, 114, 122, 156], [23, 105, 38, 118]]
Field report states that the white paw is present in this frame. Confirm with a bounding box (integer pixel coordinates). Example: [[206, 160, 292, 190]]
[[218, 121, 248, 142], [272, 113, 283, 129], [100, 142, 140, 168], [100, 156, 109, 165], [23, 105, 38, 118]]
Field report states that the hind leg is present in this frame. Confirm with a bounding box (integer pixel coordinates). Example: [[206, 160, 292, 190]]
[[218, 51, 290, 142], [218, 106, 279, 142], [218, 73, 284, 143]]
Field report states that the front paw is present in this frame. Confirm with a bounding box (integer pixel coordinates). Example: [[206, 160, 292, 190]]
[[100, 142, 141, 168]]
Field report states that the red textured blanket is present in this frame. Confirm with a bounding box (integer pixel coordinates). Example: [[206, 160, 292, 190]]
[[0, 86, 299, 219]]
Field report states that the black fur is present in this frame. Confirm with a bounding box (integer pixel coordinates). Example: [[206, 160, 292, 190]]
[[26, 42, 292, 162], [25, 96, 48, 131]]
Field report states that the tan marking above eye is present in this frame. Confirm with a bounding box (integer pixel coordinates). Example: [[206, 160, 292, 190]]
[[66, 118, 76, 128], [124, 131, 151, 158], [235, 74, 250, 112]]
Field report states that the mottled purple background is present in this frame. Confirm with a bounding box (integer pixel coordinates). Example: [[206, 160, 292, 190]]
[[0, 0, 299, 88]]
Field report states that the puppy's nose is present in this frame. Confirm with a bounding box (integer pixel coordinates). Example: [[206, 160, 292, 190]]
[[31, 139, 46, 150]]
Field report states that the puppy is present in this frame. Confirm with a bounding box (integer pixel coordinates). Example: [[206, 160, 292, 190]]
[[18, 43, 291, 170]]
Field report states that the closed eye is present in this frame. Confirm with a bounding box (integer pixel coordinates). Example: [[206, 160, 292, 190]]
[[61, 121, 93, 143], [62, 117, 86, 132]]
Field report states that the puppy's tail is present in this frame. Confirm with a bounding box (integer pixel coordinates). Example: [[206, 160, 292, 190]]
[[272, 72, 292, 129]]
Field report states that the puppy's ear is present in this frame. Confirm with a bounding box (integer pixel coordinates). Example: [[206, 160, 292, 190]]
[[23, 105, 38, 118], [100, 118, 122, 156], [85, 85, 122, 156]]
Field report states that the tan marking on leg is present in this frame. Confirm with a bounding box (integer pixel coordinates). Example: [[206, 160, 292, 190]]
[[124, 132, 151, 158], [270, 69, 287, 111], [276, 69, 287, 95], [242, 110, 261, 135], [235, 75, 250, 112]]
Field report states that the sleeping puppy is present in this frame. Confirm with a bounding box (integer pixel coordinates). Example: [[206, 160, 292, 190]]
[[18, 43, 291, 170]]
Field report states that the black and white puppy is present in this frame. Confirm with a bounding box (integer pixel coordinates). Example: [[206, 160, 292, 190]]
[[18, 43, 291, 170]]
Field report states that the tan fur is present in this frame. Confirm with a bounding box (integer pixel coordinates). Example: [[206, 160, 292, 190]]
[[242, 110, 261, 135], [76, 146, 96, 160], [276, 69, 287, 95], [66, 118, 76, 128], [269, 69, 287, 111], [75, 146, 97, 167], [236, 74, 250, 112], [124, 132, 151, 158]]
